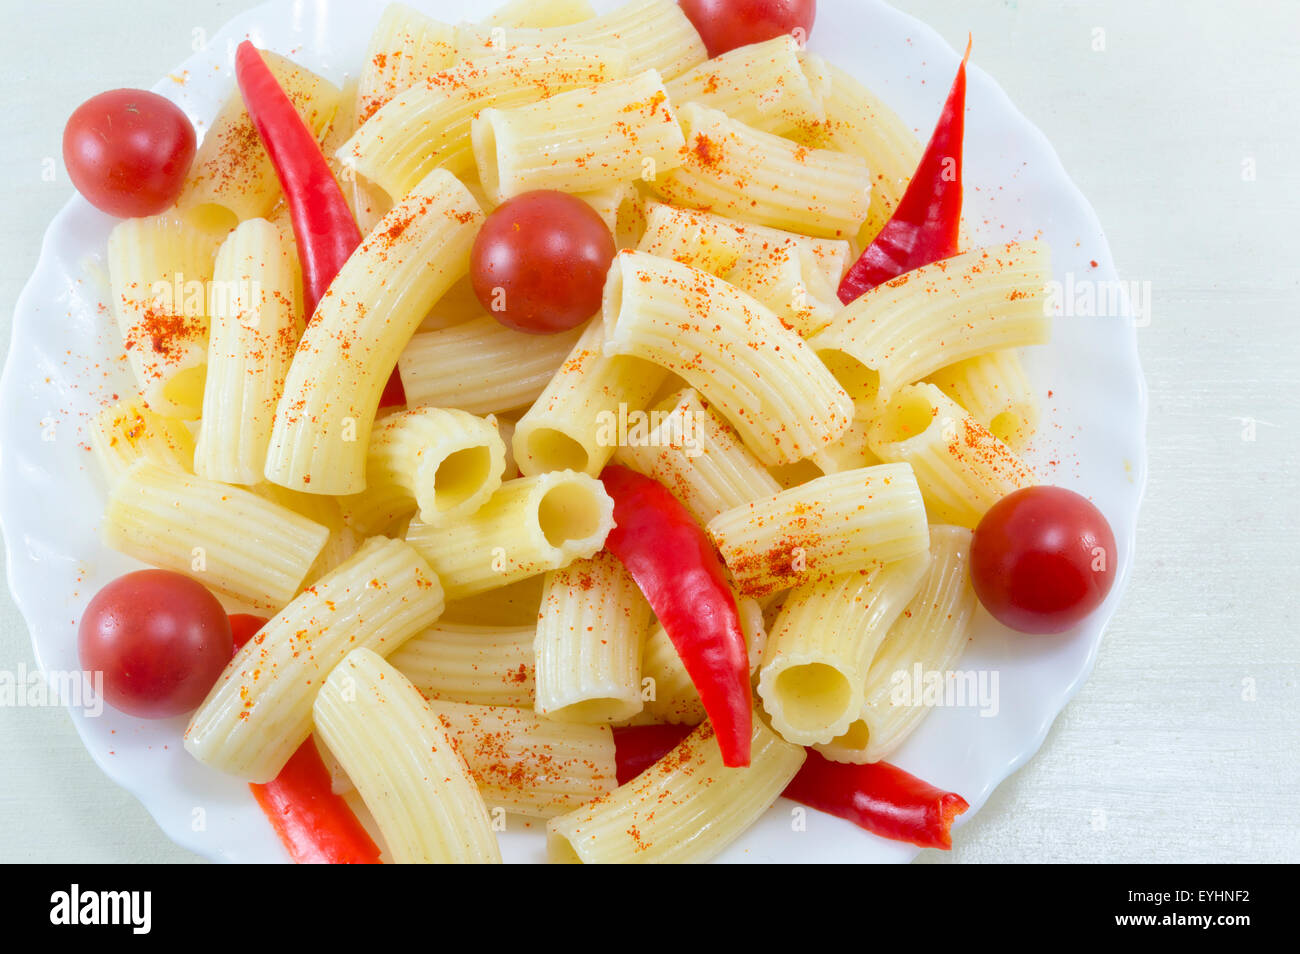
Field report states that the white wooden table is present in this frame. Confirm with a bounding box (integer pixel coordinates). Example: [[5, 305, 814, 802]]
[[2, 0, 1297, 863]]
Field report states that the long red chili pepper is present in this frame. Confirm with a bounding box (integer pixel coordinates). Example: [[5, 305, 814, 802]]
[[838, 37, 972, 304], [229, 614, 381, 863], [599, 465, 751, 767], [234, 41, 406, 407], [783, 749, 968, 850], [249, 738, 383, 864], [612, 725, 968, 849]]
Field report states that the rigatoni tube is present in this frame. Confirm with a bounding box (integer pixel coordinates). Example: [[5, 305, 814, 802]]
[[534, 551, 652, 724], [817, 526, 977, 765], [808, 241, 1051, 411], [757, 552, 931, 746], [652, 103, 872, 240], [473, 69, 686, 202], [88, 397, 195, 486], [601, 251, 853, 467], [313, 649, 500, 863], [399, 315, 584, 417], [103, 459, 328, 610], [194, 218, 304, 485], [456, 0, 706, 81], [665, 35, 827, 136], [404, 470, 614, 600], [869, 383, 1036, 529], [707, 464, 930, 598], [264, 168, 483, 495], [184, 537, 445, 782], [612, 387, 782, 527], [338, 48, 627, 202], [106, 212, 222, 418], [925, 349, 1040, 450], [426, 700, 618, 818], [353, 3, 456, 124], [388, 622, 536, 707], [512, 318, 667, 477], [547, 714, 805, 863], [360, 407, 507, 527]]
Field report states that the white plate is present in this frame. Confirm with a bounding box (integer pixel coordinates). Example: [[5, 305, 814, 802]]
[[0, 0, 1147, 863]]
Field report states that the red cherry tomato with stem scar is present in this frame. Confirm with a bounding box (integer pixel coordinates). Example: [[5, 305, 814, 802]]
[[63, 89, 196, 218]]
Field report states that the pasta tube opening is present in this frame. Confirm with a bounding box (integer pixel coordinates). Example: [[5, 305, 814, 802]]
[[537, 478, 608, 549], [770, 662, 855, 737], [876, 387, 938, 444], [524, 427, 590, 474], [430, 445, 496, 514], [816, 348, 880, 408]]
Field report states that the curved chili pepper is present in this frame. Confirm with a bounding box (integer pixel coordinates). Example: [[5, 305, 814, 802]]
[[234, 41, 406, 407], [599, 465, 751, 767], [230, 614, 380, 863], [249, 738, 382, 864], [782, 749, 968, 850], [612, 725, 967, 849], [838, 37, 972, 304]]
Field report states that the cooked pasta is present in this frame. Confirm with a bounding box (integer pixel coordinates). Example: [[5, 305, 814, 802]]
[[184, 536, 444, 781], [264, 168, 483, 495], [817, 525, 977, 764], [105, 212, 222, 419], [809, 241, 1052, 411], [547, 714, 805, 863], [193, 218, 304, 485], [404, 469, 614, 600], [314, 648, 501, 863], [757, 552, 931, 745], [534, 550, 652, 723], [388, 621, 536, 707], [103, 459, 329, 610], [473, 69, 685, 202], [652, 103, 873, 240], [602, 250, 853, 467], [869, 383, 1037, 529], [707, 463, 930, 598]]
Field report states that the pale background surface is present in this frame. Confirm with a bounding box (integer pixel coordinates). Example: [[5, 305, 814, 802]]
[[1, 0, 1296, 863]]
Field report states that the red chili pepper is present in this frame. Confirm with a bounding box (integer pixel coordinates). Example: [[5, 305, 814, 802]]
[[227, 614, 269, 652], [599, 465, 751, 767], [249, 738, 382, 864], [234, 41, 406, 407], [838, 37, 972, 304], [611, 723, 694, 785], [612, 726, 967, 850], [783, 750, 968, 850], [230, 615, 380, 863]]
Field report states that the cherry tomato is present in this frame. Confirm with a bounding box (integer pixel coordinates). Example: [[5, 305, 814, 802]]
[[970, 486, 1118, 635], [63, 89, 196, 218], [679, 0, 817, 58], [470, 190, 615, 334], [78, 570, 233, 719]]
